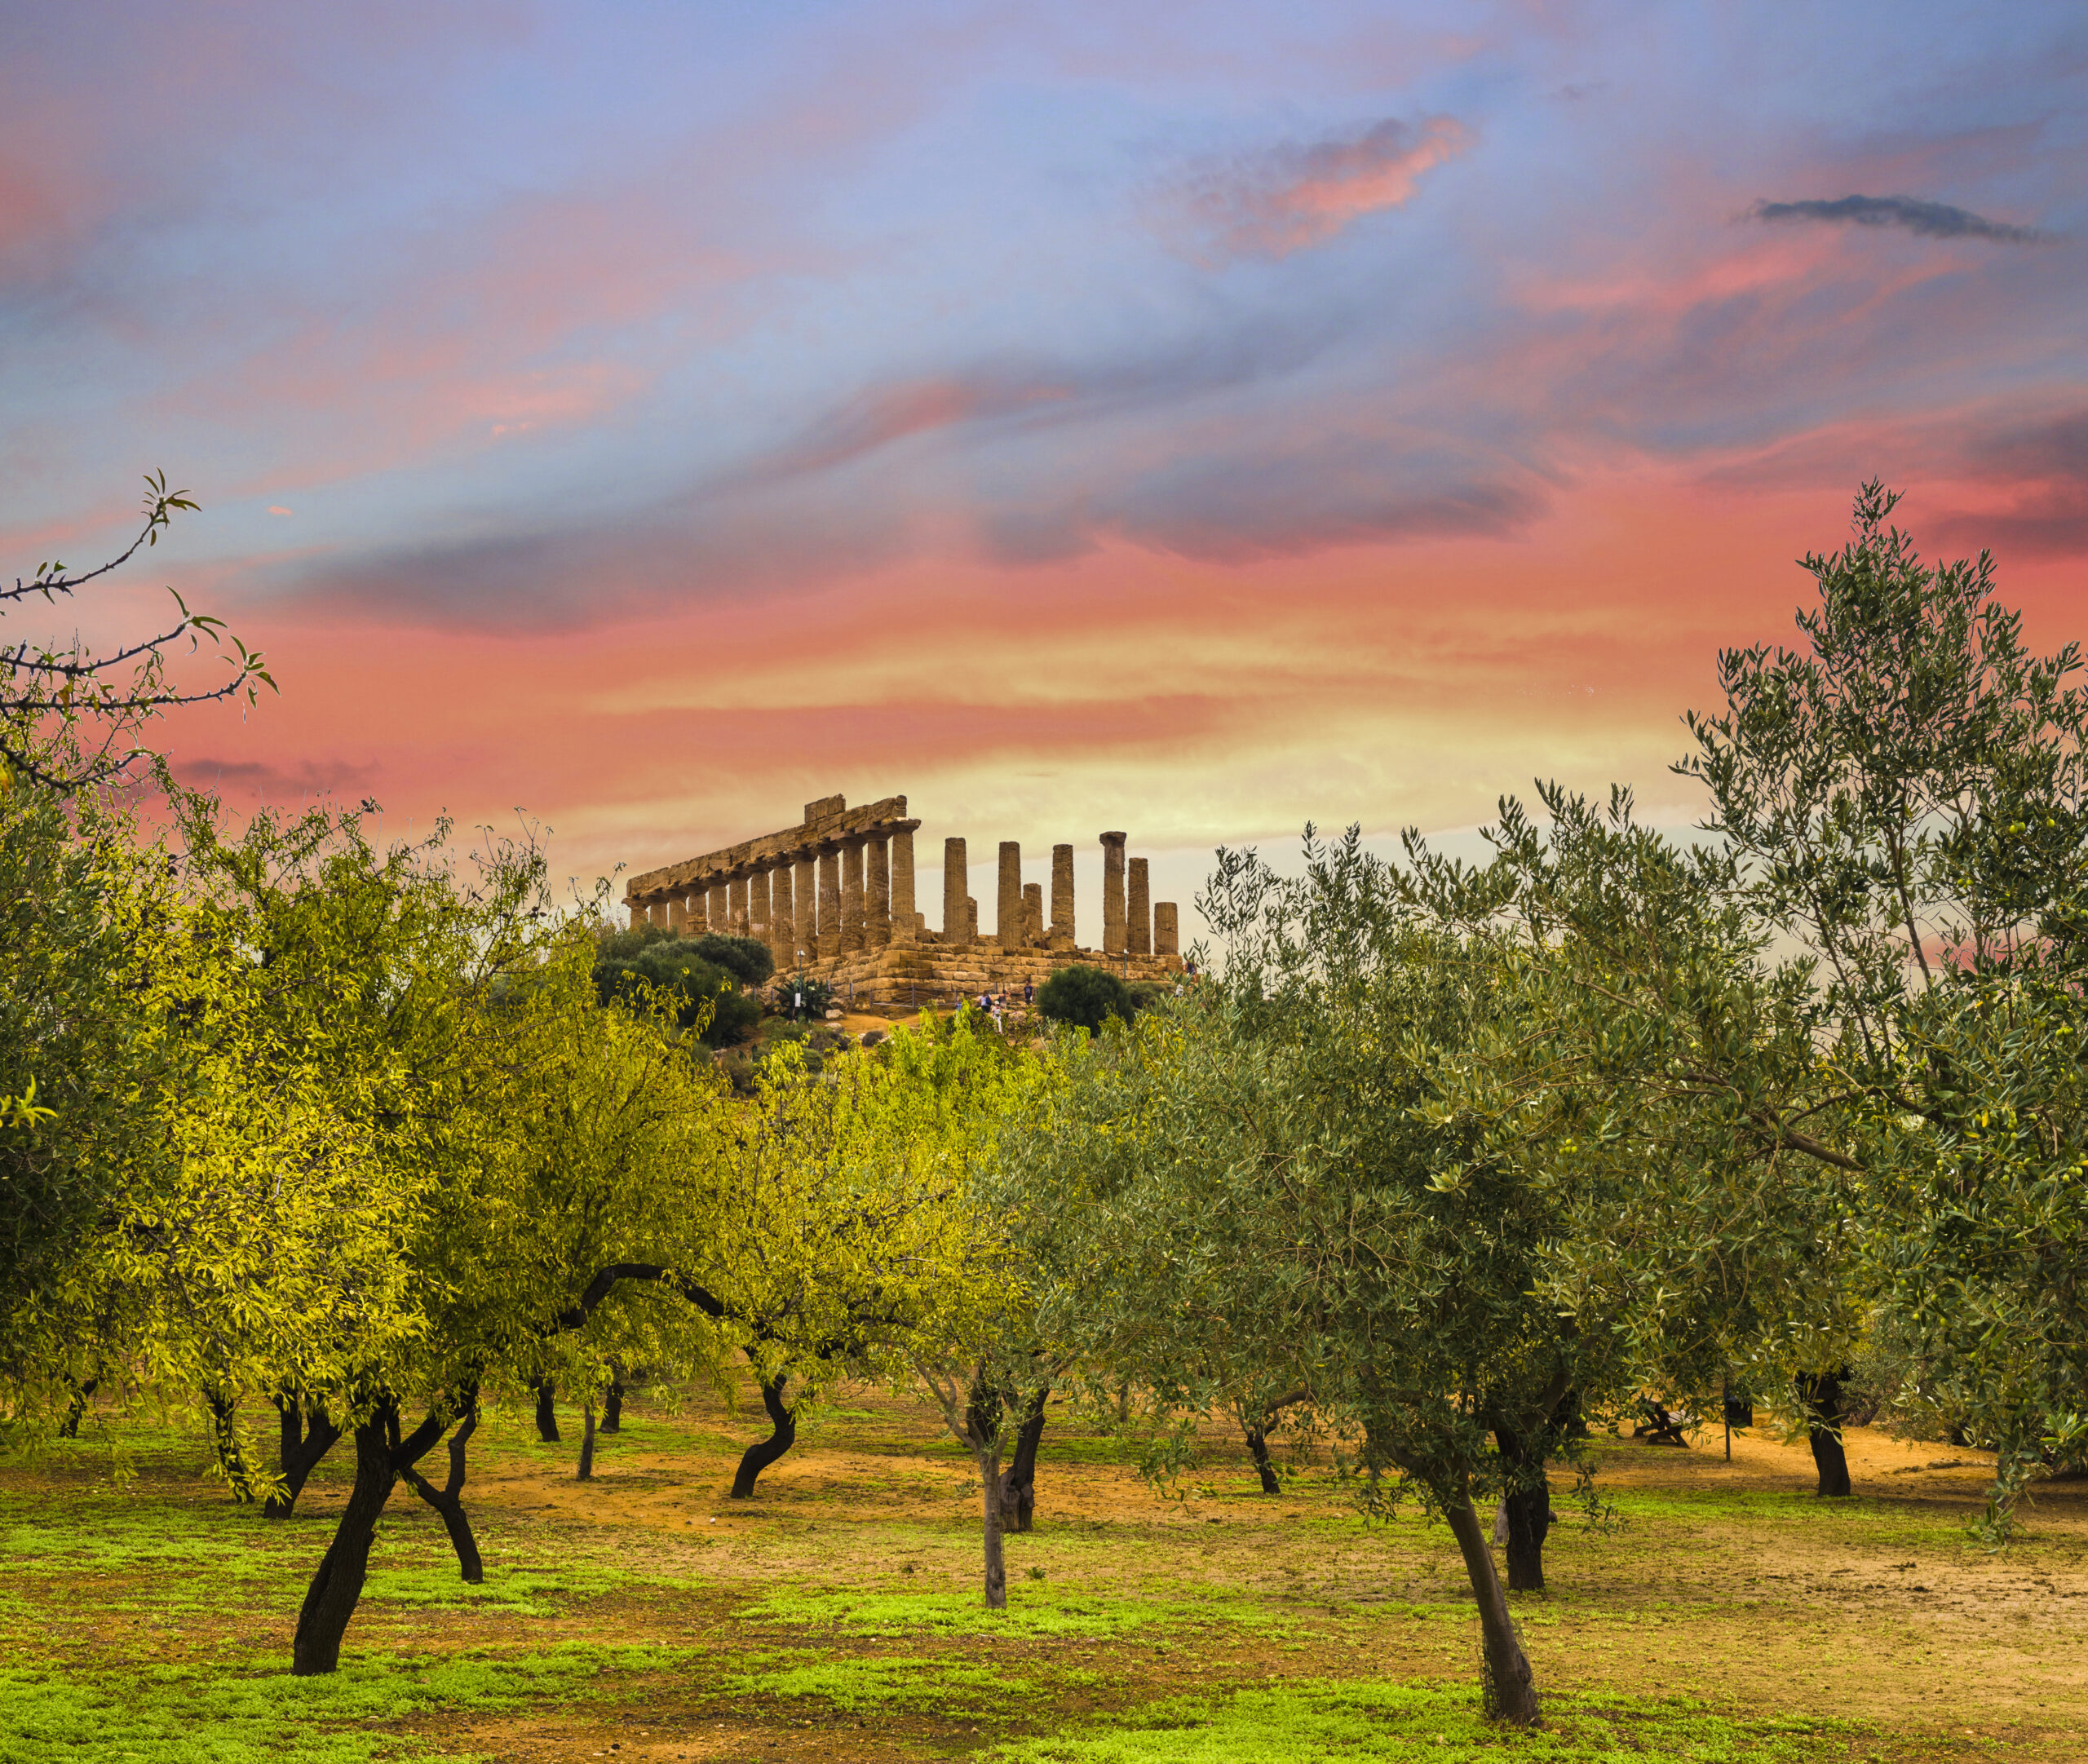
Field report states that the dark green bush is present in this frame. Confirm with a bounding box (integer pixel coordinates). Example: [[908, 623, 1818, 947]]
[[686, 932, 773, 988], [593, 940, 761, 1045], [1037, 965, 1134, 1033]]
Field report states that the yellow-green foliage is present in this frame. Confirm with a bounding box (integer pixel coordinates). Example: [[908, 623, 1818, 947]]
[[9, 798, 741, 1444], [718, 1011, 1042, 1386]]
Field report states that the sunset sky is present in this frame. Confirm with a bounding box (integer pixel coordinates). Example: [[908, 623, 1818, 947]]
[[6, 2, 2082, 941]]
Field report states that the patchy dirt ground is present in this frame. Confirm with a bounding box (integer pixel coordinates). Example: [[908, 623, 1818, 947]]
[[3, 1379, 2084, 1762]]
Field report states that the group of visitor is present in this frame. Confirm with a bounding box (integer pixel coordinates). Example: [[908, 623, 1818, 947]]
[[969, 980, 1036, 1025]]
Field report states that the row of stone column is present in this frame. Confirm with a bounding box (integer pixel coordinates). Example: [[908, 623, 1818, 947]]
[[637, 821, 920, 964], [941, 832, 1179, 956]]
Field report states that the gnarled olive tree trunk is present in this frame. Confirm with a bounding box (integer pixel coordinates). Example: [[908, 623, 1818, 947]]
[[998, 1386, 1049, 1533], [730, 1376, 797, 1499], [1796, 1369, 1852, 1497], [267, 1395, 343, 1519], [206, 1388, 258, 1504], [293, 1415, 399, 1674], [400, 1406, 484, 1582], [1493, 1423, 1555, 1593], [292, 1398, 457, 1674], [1442, 1482, 1542, 1727]]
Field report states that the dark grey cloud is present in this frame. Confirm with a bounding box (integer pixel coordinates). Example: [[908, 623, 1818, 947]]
[[174, 755, 374, 798], [1088, 437, 1545, 564], [1935, 406, 2088, 558], [1748, 194, 2046, 244]]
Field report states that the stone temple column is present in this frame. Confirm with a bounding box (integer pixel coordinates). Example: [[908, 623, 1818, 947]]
[[792, 854, 816, 965], [748, 868, 770, 944], [818, 847, 842, 959], [686, 888, 708, 934], [770, 863, 794, 966], [665, 891, 687, 932], [1101, 832, 1127, 955], [841, 839, 866, 953], [998, 842, 1023, 951], [867, 833, 891, 947], [890, 821, 918, 942], [818, 847, 843, 956], [628, 895, 646, 931], [708, 878, 729, 935], [1128, 857, 1152, 956], [1023, 883, 1043, 947], [1155, 902, 1179, 956], [728, 873, 749, 936], [1050, 844, 1074, 949], [943, 838, 968, 946]]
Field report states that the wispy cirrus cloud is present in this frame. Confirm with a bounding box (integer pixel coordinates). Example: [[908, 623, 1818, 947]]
[[1747, 193, 2046, 244], [1170, 114, 1471, 263]]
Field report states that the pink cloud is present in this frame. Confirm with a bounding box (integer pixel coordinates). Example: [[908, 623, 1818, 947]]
[[1174, 115, 1471, 263]]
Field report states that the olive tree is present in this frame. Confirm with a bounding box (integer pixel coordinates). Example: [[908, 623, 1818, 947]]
[[1006, 832, 1724, 1727]]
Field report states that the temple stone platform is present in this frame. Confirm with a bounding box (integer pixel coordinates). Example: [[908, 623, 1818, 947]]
[[624, 792, 1187, 1009]]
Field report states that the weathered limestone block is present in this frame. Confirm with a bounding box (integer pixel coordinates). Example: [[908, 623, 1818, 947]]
[[841, 839, 866, 953], [1101, 831, 1127, 955], [1128, 857, 1151, 956], [1050, 843, 1074, 949], [708, 880, 729, 935], [818, 847, 841, 959], [943, 838, 969, 947], [1155, 902, 1179, 956], [891, 823, 918, 941], [868, 833, 891, 948], [728, 873, 749, 936], [1023, 883, 1043, 947], [998, 842, 1023, 951]]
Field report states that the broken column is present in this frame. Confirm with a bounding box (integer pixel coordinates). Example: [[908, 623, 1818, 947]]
[[818, 847, 842, 958], [841, 839, 866, 953], [998, 842, 1023, 951], [890, 821, 918, 942], [943, 838, 968, 946], [867, 833, 891, 948], [1128, 857, 1151, 956], [1023, 882, 1043, 948], [1101, 832, 1127, 955], [1050, 844, 1074, 949], [1155, 902, 1179, 956]]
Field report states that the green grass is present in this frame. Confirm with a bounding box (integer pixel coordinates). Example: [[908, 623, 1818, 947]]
[[0, 1392, 2070, 1762], [0, 1645, 689, 1764], [727, 1651, 1036, 1716], [993, 1683, 1865, 1764], [735, 1585, 1322, 1641]]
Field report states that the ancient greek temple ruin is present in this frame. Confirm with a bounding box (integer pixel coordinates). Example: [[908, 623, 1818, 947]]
[[623, 794, 1183, 1008]]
